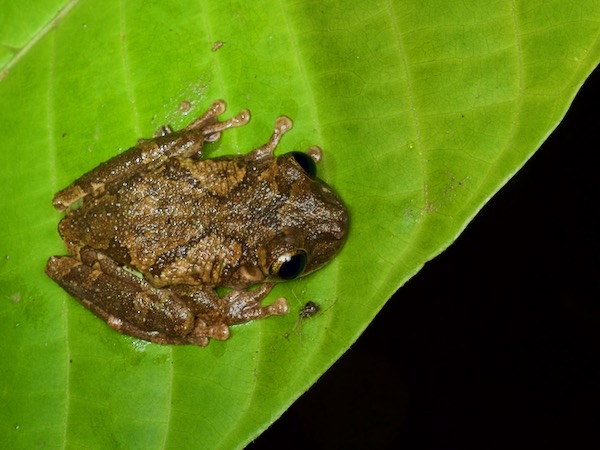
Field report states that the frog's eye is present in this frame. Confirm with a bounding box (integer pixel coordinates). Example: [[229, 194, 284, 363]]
[[270, 250, 307, 280], [290, 152, 317, 178]]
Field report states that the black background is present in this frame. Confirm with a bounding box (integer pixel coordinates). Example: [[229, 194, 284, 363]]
[[250, 65, 598, 449]]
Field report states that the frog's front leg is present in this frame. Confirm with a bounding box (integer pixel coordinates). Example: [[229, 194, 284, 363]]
[[224, 284, 289, 324], [172, 283, 289, 327], [52, 100, 250, 211], [45, 248, 229, 346]]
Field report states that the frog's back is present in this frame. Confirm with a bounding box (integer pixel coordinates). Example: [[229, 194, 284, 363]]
[[59, 155, 279, 286]]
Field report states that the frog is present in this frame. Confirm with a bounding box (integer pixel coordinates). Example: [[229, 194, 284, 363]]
[[45, 100, 348, 346]]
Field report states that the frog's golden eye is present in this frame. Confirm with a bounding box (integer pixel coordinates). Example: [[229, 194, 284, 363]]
[[290, 151, 317, 178], [270, 250, 307, 280]]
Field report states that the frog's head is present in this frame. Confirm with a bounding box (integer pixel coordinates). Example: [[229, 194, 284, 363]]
[[261, 150, 349, 282]]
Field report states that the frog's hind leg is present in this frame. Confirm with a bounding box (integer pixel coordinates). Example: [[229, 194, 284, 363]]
[[45, 249, 227, 346], [52, 100, 250, 211]]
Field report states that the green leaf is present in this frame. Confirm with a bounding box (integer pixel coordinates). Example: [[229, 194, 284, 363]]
[[1, 0, 598, 448]]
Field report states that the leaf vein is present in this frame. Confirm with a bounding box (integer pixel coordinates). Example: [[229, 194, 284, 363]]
[[0, 0, 80, 82], [119, 0, 140, 134], [386, 0, 429, 213], [279, 0, 324, 146]]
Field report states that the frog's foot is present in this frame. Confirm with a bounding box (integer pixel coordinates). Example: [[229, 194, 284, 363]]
[[253, 116, 293, 159], [185, 99, 250, 142], [186, 321, 230, 343], [224, 283, 290, 325], [45, 249, 224, 346]]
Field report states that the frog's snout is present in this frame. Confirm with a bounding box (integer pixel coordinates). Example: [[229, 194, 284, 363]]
[[335, 206, 349, 241]]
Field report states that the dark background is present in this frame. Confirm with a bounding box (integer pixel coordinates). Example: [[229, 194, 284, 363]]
[[251, 65, 598, 449]]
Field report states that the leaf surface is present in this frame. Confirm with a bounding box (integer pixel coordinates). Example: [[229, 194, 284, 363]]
[[1, 0, 598, 448]]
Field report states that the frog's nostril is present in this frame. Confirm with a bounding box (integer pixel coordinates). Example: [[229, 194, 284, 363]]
[[335, 208, 349, 240], [334, 221, 347, 240]]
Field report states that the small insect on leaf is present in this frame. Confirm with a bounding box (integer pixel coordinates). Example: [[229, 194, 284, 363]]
[[299, 301, 320, 320]]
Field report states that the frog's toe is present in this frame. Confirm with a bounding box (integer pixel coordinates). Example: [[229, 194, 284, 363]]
[[265, 297, 289, 316], [191, 321, 230, 342]]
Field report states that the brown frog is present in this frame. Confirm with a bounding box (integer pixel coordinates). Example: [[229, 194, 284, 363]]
[[46, 100, 348, 346]]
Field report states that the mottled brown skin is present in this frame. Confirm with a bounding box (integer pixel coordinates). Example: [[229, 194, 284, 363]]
[[46, 100, 348, 346]]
